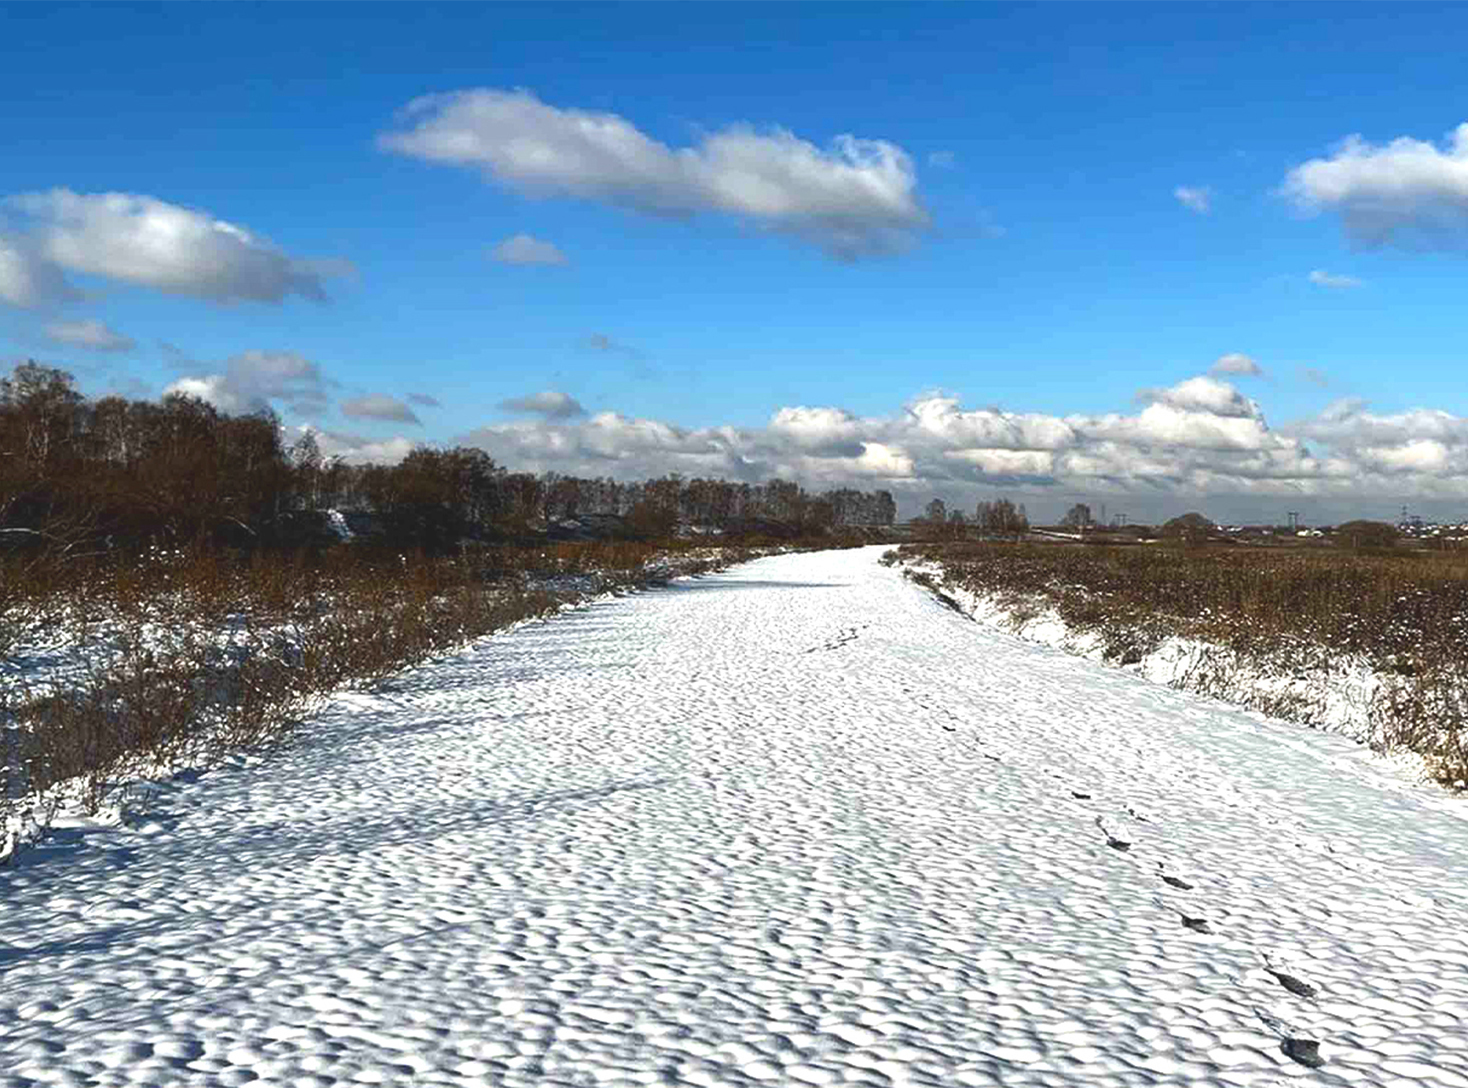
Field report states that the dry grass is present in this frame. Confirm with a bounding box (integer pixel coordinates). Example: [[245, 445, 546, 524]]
[[896, 541, 1468, 789], [2, 535, 859, 849]]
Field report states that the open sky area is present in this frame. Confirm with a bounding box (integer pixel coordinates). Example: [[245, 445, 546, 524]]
[[4, 1, 1468, 523]]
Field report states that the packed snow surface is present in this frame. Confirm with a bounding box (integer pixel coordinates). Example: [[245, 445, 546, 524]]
[[3, 546, 1467, 1087]]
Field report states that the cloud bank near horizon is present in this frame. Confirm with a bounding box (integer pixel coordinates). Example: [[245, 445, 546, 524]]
[[152, 352, 1468, 518], [380, 376, 1468, 513]]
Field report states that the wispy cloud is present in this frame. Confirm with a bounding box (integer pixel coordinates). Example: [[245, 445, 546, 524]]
[[406, 392, 441, 408], [499, 390, 587, 420], [927, 150, 955, 169], [1174, 185, 1212, 214], [1208, 352, 1263, 378], [1307, 268, 1363, 289], [581, 332, 640, 357], [341, 394, 422, 425], [1282, 123, 1468, 248], [164, 350, 332, 416], [488, 233, 568, 266], [379, 88, 930, 260], [43, 318, 135, 352]]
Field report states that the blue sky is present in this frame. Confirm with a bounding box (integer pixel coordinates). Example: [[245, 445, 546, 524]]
[[5, 2, 1468, 522]]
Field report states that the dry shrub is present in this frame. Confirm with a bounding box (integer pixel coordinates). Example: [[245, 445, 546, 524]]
[[4, 534, 848, 830], [899, 540, 1468, 788]]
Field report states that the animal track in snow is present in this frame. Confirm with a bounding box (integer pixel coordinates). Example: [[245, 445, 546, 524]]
[[802, 623, 868, 654]]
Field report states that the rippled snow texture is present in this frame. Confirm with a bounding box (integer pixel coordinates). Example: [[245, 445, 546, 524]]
[[3, 546, 1467, 1087]]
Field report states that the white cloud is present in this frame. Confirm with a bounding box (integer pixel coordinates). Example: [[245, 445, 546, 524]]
[[379, 88, 929, 259], [1208, 352, 1263, 377], [261, 373, 1468, 515], [307, 427, 420, 466], [499, 390, 587, 420], [927, 150, 955, 169], [1282, 123, 1468, 247], [42, 318, 134, 352], [164, 350, 330, 416], [1307, 269, 1363, 289], [456, 376, 1303, 494], [1136, 375, 1261, 418], [5, 189, 346, 303], [341, 394, 422, 425], [488, 233, 569, 266], [0, 234, 80, 307], [1174, 186, 1212, 214]]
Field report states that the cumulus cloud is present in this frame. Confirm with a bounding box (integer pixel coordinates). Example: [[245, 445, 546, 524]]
[[499, 390, 587, 420], [378, 88, 929, 259], [1208, 353, 1263, 377], [341, 394, 421, 425], [43, 318, 134, 352], [1282, 123, 1468, 247], [0, 234, 81, 307], [1281, 401, 1468, 482], [164, 350, 331, 416], [453, 375, 1314, 500], [1307, 269, 1362, 289], [407, 392, 441, 408], [197, 371, 1468, 514], [4, 189, 346, 303], [488, 233, 569, 266], [1136, 376, 1261, 419], [307, 427, 420, 467], [1174, 186, 1212, 214]]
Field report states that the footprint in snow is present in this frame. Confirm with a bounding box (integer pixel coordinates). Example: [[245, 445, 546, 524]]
[[1095, 816, 1131, 852], [1263, 954, 1319, 999], [1152, 896, 1213, 934], [1253, 1007, 1326, 1069], [1155, 862, 1193, 890]]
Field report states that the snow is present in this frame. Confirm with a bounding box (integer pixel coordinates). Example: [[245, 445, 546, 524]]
[[3, 545, 1467, 1087], [909, 559, 1452, 787]]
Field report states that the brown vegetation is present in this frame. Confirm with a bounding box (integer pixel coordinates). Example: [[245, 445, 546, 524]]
[[1, 360, 899, 851], [2, 535, 868, 851], [894, 540, 1468, 788]]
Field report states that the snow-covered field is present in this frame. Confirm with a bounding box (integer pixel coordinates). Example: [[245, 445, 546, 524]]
[[3, 545, 1466, 1087]]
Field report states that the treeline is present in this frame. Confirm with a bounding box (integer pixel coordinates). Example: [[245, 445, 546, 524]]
[[1, 362, 896, 556], [918, 496, 1030, 536]]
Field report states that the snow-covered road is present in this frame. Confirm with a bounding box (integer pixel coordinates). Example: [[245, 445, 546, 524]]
[[3, 545, 1467, 1087]]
